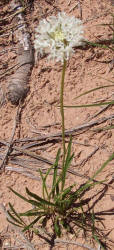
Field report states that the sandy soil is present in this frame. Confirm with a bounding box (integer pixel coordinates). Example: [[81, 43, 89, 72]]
[[0, 0, 114, 249]]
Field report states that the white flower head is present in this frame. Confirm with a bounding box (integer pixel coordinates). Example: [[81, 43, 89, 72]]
[[34, 12, 84, 63]]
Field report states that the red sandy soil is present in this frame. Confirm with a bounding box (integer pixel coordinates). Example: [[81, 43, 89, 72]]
[[0, 0, 114, 249]]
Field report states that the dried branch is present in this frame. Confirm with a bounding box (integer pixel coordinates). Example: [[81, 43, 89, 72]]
[[0, 104, 21, 171], [15, 114, 114, 143], [54, 239, 96, 250]]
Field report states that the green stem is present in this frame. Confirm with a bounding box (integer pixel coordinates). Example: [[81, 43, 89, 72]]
[[60, 59, 67, 189]]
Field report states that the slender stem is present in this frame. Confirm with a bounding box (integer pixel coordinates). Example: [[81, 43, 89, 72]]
[[60, 59, 67, 189]]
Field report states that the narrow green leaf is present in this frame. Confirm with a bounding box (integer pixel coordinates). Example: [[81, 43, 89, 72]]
[[9, 187, 30, 203], [9, 188, 44, 207], [27, 200, 42, 207], [39, 169, 49, 200], [7, 218, 23, 228], [19, 210, 45, 217], [22, 215, 43, 232], [64, 100, 114, 108], [52, 148, 61, 198], [70, 153, 114, 200], [47, 149, 62, 200], [62, 137, 74, 190], [55, 183, 76, 204], [61, 184, 75, 199], [54, 217, 61, 237], [93, 235, 105, 250], [7, 210, 24, 226], [39, 150, 60, 201], [68, 181, 104, 205], [26, 188, 56, 207], [91, 153, 114, 180], [66, 137, 72, 163], [85, 40, 114, 51], [74, 85, 114, 100], [9, 203, 26, 225], [48, 175, 61, 200]]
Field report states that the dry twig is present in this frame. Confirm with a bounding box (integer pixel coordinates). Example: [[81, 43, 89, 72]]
[[0, 104, 21, 171], [15, 114, 114, 143], [54, 239, 96, 250]]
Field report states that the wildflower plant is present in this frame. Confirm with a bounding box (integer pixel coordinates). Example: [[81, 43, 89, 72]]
[[34, 12, 84, 189], [7, 12, 114, 247]]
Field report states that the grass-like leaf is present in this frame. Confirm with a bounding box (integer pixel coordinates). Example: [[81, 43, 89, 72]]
[[9, 203, 26, 225], [9, 187, 43, 207], [93, 235, 105, 250], [61, 184, 76, 200], [19, 210, 45, 217], [22, 215, 44, 232], [39, 169, 49, 200], [64, 100, 114, 108], [54, 216, 61, 237], [26, 187, 57, 207], [85, 40, 114, 51], [9, 187, 31, 202], [61, 137, 74, 190], [39, 149, 61, 201], [71, 153, 114, 202], [7, 210, 24, 226], [52, 148, 61, 198], [74, 85, 114, 100], [7, 218, 23, 228], [48, 175, 62, 201], [25, 200, 42, 208], [53, 184, 76, 210], [91, 153, 114, 180]]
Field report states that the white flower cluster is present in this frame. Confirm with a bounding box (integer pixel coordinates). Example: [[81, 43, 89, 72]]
[[34, 12, 84, 63]]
